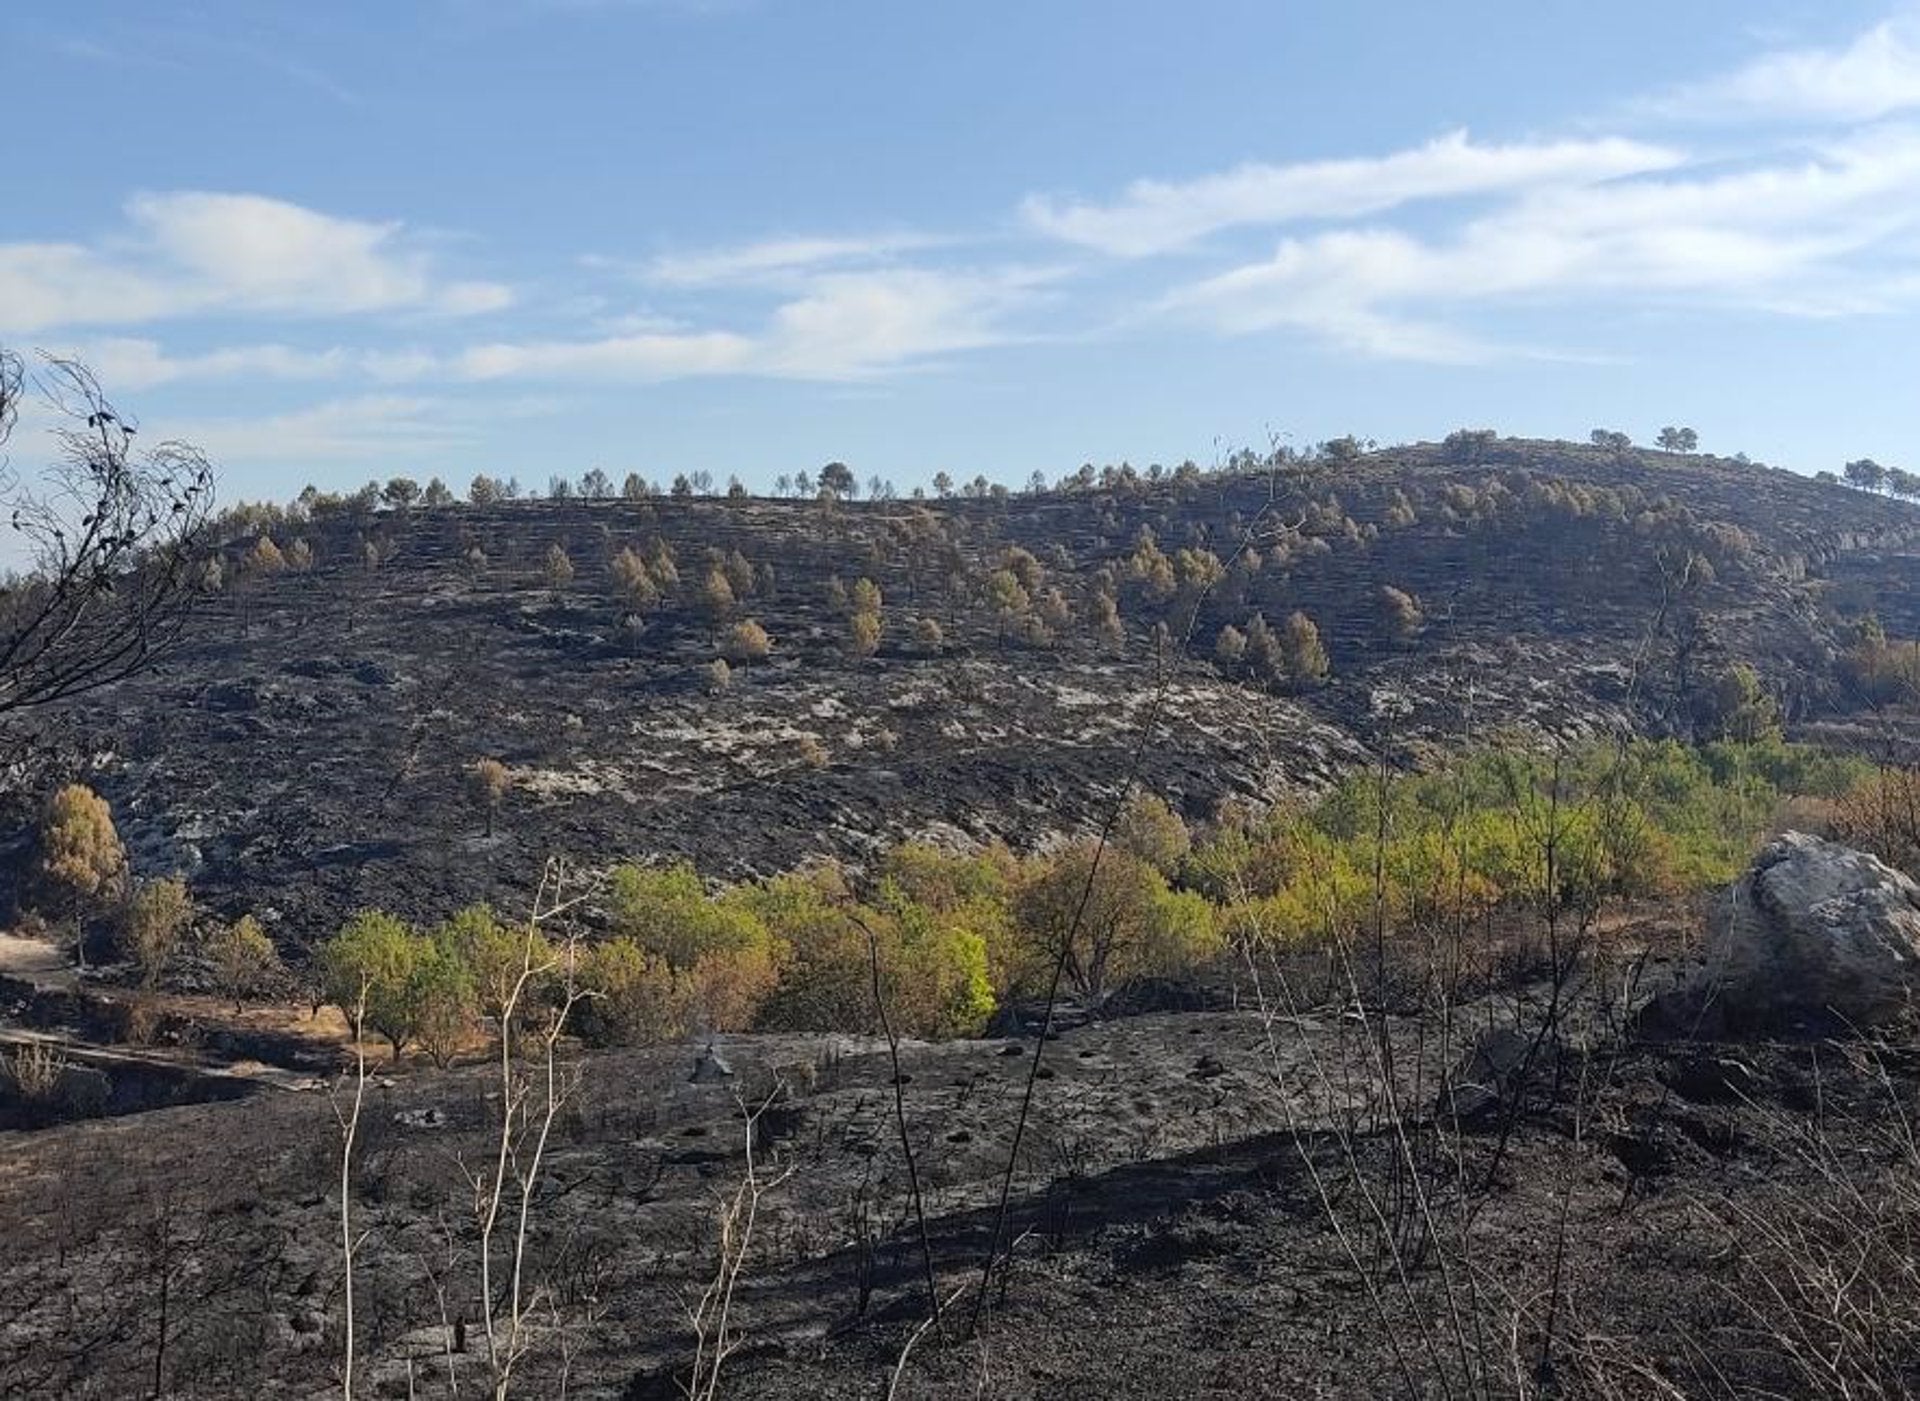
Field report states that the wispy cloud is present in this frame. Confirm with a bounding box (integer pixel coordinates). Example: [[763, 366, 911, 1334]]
[[1162, 123, 1920, 359], [167, 394, 472, 464], [0, 192, 511, 334], [1646, 13, 1920, 124], [458, 264, 1052, 382], [610, 232, 950, 289], [1022, 131, 1683, 257]]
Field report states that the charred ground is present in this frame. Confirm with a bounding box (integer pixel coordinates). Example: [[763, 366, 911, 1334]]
[[9, 438, 1917, 953]]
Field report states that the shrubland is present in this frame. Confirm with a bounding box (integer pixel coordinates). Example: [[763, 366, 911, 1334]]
[[309, 737, 1871, 1058]]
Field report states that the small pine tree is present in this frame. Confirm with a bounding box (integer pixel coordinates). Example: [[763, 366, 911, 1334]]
[[1378, 586, 1423, 644], [468, 758, 511, 837], [724, 619, 772, 662], [544, 543, 575, 589], [206, 915, 280, 1013], [699, 567, 736, 622], [39, 784, 127, 967], [123, 877, 193, 987], [1280, 611, 1329, 685]]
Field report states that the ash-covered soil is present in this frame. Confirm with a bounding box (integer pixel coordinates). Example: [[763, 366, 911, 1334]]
[[3, 958, 1912, 1399], [10, 441, 1917, 954]]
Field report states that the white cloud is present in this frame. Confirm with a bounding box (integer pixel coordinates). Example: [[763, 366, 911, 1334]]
[[1022, 131, 1684, 256], [71, 338, 353, 390], [637, 233, 947, 288], [1651, 14, 1920, 124], [0, 192, 512, 334], [454, 329, 755, 380], [1162, 124, 1920, 359], [167, 394, 470, 464], [457, 265, 1049, 382]]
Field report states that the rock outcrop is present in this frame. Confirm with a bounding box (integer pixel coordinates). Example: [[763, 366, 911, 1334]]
[[1680, 831, 1920, 1031]]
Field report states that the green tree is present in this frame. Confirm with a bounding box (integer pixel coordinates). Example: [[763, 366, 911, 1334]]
[[439, 903, 549, 1033], [1114, 791, 1192, 874], [1280, 611, 1330, 685], [1845, 458, 1890, 493], [206, 915, 279, 1013], [321, 911, 423, 1061], [412, 933, 477, 1068], [38, 783, 127, 967], [1013, 845, 1217, 1004], [1706, 664, 1781, 743], [576, 939, 685, 1046], [819, 461, 857, 500], [123, 877, 193, 987]]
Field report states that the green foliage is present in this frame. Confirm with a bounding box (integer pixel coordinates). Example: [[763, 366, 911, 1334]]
[[1012, 844, 1219, 1004], [438, 902, 546, 1025], [576, 938, 684, 1047], [122, 877, 193, 986], [306, 739, 1864, 1052], [607, 863, 782, 1030], [38, 783, 127, 919], [205, 915, 279, 1012], [1702, 664, 1781, 743], [413, 931, 477, 1068], [321, 910, 423, 1060]]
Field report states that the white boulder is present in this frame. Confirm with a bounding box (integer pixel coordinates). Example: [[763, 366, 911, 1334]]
[[1698, 831, 1920, 1029]]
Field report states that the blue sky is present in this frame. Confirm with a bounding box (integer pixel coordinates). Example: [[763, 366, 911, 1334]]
[[4, 0, 1919, 503]]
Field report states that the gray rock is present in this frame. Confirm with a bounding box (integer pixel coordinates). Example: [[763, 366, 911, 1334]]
[[1694, 831, 1920, 1029], [1439, 1025, 1538, 1127]]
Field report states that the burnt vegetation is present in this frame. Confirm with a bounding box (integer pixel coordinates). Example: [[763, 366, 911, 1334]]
[[12, 362, 1920, 1398]]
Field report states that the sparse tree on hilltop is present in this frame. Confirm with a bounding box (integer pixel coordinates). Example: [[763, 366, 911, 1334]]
[[1656, 426, 1699, 454], [819, 461, 856, 500], [1845, 458, 1890, 493], [382, 477, 420, 510]]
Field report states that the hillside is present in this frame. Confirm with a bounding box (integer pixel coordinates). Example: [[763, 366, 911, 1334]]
[[9, 438, 1918, 948]]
